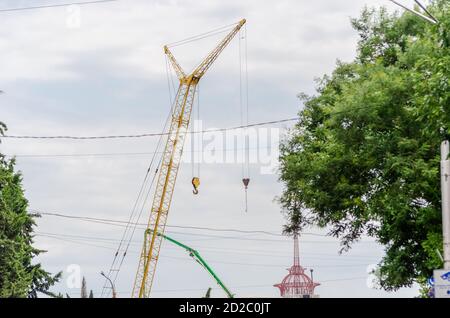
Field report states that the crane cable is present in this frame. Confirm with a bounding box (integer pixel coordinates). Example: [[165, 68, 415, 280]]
[[106, 54, 181, 295], [166, 20, 235, 196], [191, 84, 201, 195], [239, 25, 250, 212], [101, 58, 177, 297], [166, 22, 238, 48], [101, 119, 166, 297], [106, 50, 189, 296]]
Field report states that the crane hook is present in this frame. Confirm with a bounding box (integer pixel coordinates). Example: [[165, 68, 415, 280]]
[[242, 178, 250, 212], [192, 177, 200, 195]]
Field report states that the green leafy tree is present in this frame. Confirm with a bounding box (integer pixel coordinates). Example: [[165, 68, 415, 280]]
[[0, 123, 61, 297], [279, 1, 450, 292]]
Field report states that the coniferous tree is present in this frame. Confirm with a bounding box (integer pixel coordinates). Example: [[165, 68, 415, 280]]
[[81, 277, 88, 298], [0, 123, 61, 298]]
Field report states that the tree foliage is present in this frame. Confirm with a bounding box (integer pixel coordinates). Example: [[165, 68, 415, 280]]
[[279, 1, 450, 291], [0, 124, 61, 298]]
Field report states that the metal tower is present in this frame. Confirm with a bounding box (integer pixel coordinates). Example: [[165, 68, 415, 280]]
[[274, 235, 320, 298]]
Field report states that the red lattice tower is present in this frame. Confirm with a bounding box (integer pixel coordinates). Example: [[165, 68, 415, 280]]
[[274, 235, 320, 298]]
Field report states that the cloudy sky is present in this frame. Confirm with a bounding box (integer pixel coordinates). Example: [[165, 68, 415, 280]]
[[1, 0, 423, 298]]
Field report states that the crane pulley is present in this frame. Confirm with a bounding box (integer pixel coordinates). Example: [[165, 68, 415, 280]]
[[132, 19, 246, 298]]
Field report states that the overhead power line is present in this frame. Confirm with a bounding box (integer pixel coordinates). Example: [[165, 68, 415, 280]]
[[35, 210, 325, 237], [3, 145, 276, 159], [35, 210, 378, 243], [36, 230, 380, 260], [36, 233, 373, 269], [36, 231, 379, 260], [2, 102, 400, 141], [2, 117, 298, 140], [0, 0, 120, 13], [64, 275, 369, 295]]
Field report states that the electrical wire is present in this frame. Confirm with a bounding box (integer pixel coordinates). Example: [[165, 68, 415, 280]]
[[34, 210, 324, 237], [101, 92, 174, 297], [35, 211, 377, 243], [2, 102, 394, 141], [64, 275, 369, 295], [0, 0, 120, 13], [2, 117, 299, 140], [36, 234, 375, 269], [36, 230, 380, 260], [3, 145, 274, 159]]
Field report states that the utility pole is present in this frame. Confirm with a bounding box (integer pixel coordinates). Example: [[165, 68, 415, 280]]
[[441, 141, 450, 269]]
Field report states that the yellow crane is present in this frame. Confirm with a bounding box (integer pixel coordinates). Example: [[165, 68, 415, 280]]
[[132, 19, 246, 298]]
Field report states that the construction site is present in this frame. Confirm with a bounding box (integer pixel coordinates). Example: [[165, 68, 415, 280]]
[[1, 0, 449, 301]]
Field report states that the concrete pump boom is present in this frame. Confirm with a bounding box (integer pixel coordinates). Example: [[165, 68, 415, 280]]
[[151, 230, 234, 298]]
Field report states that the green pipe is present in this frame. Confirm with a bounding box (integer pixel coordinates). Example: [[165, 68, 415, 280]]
[[147, 230, 234, 298]]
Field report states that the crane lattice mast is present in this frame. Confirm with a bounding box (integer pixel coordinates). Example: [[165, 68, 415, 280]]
[[132, 19, 246, 298]]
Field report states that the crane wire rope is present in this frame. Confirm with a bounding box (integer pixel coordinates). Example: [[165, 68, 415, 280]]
[[191, 85, 201, 183], [239, 27, 244, 178], [100, 123, 165, 297], [244, 23, 250, 178], [108, 57, 182, 291], [104, 43, 195, 296], [239, 26, 250, 212], [101, 59, 178, 297], [165, 22, 239, 48]]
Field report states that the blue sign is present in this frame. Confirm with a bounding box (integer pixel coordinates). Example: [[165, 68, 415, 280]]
[[434, 269, 450, 298], [440, 271, 450, 281], [428, 276, 434, 286]]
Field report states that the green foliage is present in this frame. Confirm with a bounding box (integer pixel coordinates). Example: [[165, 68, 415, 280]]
[[279, 1, 449, 291], [0, 123, 61, 297]]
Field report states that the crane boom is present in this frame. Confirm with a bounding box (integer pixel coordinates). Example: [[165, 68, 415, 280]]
[[132, 19, 246, 298]]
